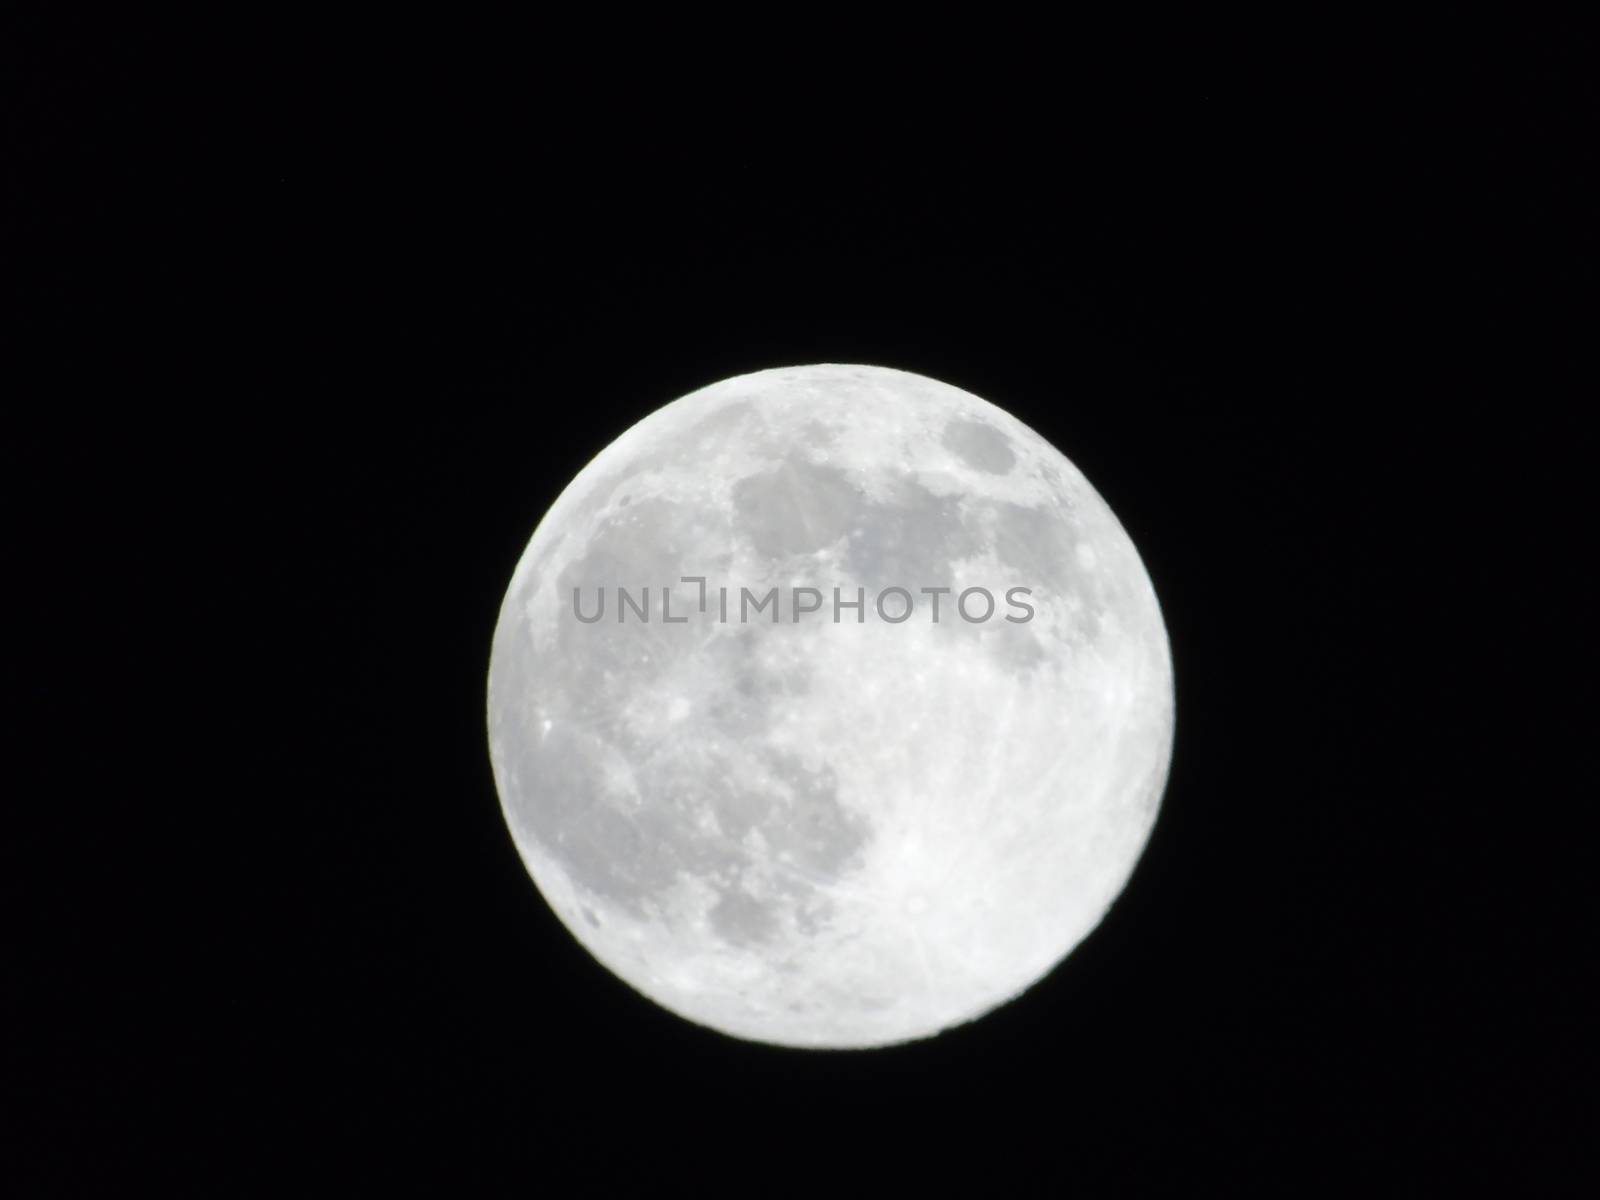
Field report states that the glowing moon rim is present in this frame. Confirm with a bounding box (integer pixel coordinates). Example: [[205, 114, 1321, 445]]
[[487, 364, 1174, 1049]]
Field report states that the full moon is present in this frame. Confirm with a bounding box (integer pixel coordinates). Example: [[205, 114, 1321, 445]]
[[487, 365, 1174, 1048]]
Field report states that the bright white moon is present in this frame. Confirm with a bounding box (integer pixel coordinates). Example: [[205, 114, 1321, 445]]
[[487, 365, 1174, 1048]]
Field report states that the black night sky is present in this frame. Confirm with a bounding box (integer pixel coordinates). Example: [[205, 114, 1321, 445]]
[[7, 17, 1592, 1190]]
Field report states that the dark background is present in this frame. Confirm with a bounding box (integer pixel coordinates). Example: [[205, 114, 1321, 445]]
[[6, 17, 1593, 1190]]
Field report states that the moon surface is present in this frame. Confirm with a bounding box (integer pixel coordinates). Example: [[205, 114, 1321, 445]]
[[487, 365, 1174, 1048]]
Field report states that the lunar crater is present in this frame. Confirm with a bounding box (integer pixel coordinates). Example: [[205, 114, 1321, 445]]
[[942, 417, 1019, 474]]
